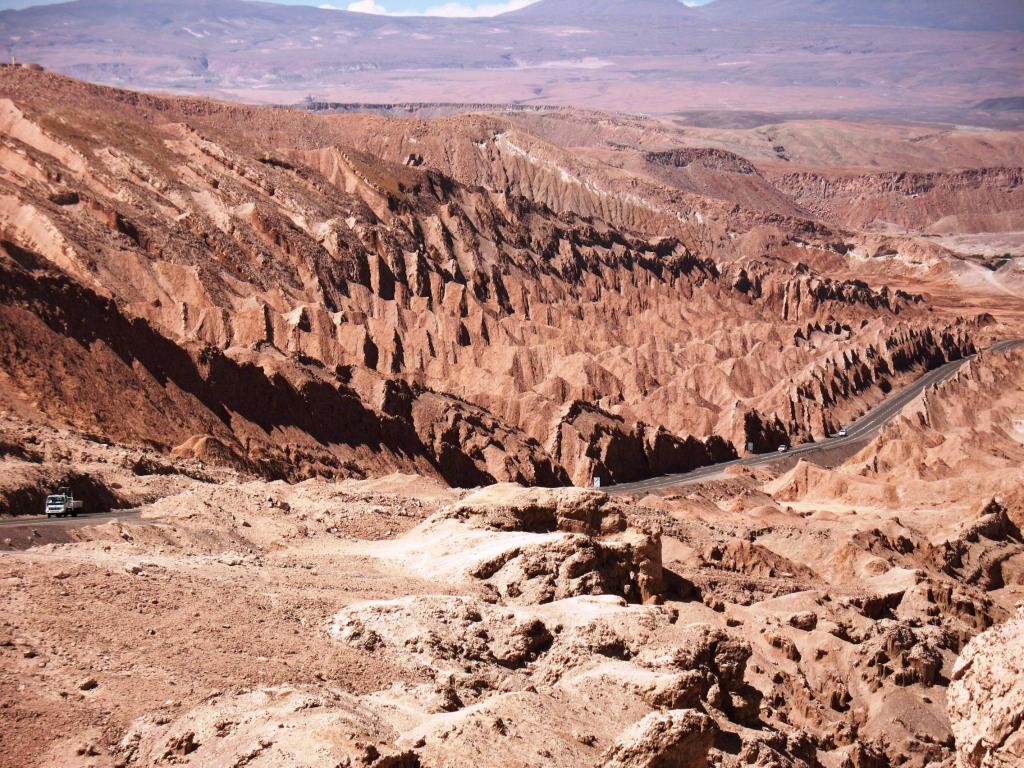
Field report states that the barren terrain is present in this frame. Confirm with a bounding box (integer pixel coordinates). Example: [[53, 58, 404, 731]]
[[0, 53, 1023, 768], [2, 347, 1024, 767], [0, 68, 1010, 491]]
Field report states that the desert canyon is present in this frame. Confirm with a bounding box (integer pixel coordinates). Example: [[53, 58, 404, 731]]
[[1, 1, 1024, 767]]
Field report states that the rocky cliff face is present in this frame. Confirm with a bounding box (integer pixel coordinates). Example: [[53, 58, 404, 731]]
[[0, 69, 981, 486], [551, 401, 736, 487], [773, 167, 1024, 234], [949, 607, 1024, 768], [0, 242, 566, 487]]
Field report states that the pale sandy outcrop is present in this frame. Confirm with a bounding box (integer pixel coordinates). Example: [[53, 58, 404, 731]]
[[949, 608, 1024, 768]]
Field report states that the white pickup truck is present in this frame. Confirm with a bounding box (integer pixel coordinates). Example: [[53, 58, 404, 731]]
[[45, 488, 83, 518]]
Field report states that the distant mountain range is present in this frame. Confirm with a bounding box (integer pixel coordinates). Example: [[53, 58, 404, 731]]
[[509, 0, 691, 24], [698, 0, 1024, 31], [0, 0, 1021, 119]]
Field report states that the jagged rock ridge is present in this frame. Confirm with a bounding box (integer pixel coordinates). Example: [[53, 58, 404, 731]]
[[0, 69, 976, 486]]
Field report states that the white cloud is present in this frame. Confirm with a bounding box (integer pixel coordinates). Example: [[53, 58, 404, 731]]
[[421, 0, 538, 17], [343, 1, 389, 12], [343, 0, 540, 16]]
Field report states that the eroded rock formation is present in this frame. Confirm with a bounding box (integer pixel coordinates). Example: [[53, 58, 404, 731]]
[[0, 68, 980, 487], [949, 608, 1024, 768]]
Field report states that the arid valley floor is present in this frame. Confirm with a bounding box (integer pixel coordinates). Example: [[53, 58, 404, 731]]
[[0, 47, 1023, 768]]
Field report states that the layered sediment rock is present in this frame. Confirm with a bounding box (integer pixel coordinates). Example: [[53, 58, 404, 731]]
[[774, 167, 1024, 234]]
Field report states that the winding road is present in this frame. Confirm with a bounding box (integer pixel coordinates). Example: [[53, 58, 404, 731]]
[[1, 341, 1021, 527], [607, 339, 1024, 497]]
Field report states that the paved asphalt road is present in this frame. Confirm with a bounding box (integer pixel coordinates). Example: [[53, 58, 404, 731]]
[[607, 339, 1024, 497], [0, 508, 142, 531]]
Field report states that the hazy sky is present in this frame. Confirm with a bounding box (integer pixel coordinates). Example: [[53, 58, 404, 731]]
[[0, 0, 715, 15]]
